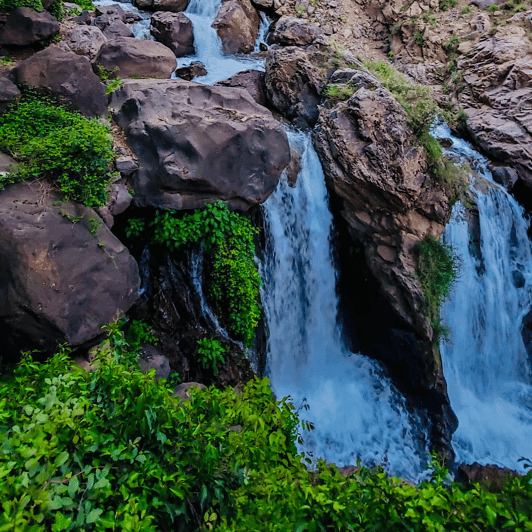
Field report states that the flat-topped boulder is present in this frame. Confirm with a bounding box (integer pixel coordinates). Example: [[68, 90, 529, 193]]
[[94, 37, 177, 79], [150, 11, 194, 57], [109, 79, 290, 210], [13, 47, 107, 118], [0, 182, 140, 356], [0, 7, 59, 47]]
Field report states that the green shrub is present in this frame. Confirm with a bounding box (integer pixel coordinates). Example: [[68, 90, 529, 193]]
[[439, 0, 458, 10], [414, 31, 425, 46], [0, 0, 43, 11], [324, 83, 356, 103], [0, 94, 115, 207], [415, 236, 459, 339], [197, 337, 226, 376], [1, 344, 531, 531], [129, 202, 261, 347]]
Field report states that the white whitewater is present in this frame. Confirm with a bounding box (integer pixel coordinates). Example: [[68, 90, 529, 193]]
[[260, 130, 429, 480], [175, 0, 265, 84], [435, 124, 532, 470]]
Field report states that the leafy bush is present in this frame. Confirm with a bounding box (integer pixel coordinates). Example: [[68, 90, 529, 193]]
[[324, 83, 356, 103], [0, 94, 115, 207], [415, 236, 460, 339], [414, 31, 425, 46], [197, 338, 226, 376], [130, 202, 261, 347], [1, 344, 531, 531], [0, 0, 43, 11], [440, 0, 458, 10]]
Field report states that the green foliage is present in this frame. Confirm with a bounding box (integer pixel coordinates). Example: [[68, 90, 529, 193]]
[[48, 0, 64, 21], [415, 236, 459, 339], [96, 66, 120, 82], [197, 338, 226, 376], [73, 0, 93, 9], [1, 347, 531, 531], [124, 320, 158, 352], [414, 31, 425, 46], [0, 94, 115, 207], [0, 55, 12, 66], [0, 0, 43, 11], [148, 202, 261, 347], [488, 3, 499, 11], [439, 0, 458, 10], [125, 218, 145, 240], [105, 78, 123, 95], [324, 83, 356, 103]]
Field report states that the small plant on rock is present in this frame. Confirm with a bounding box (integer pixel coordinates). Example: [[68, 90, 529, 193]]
[[197, 337, 226, 376]]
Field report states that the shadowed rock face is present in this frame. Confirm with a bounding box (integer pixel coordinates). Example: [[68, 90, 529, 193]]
[[109, 79, 290, 211], [0, 7, 59, 47], [213, 0, 261, 54], [267, 16, 323, 47], [0, 182, 140, 357], [133, 0, 189, 12], [215, 69, 267, 106], [150, 11, 195, 57]]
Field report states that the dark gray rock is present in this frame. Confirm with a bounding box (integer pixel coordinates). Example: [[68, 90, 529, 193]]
[[133, 0, 189, 12], [267, 16, 323, 46], [109, 79, 290, 211], [64, 25, 107, 60], [14, 47, 107, 118], [0, 182, 140, 355], [0, 77, 20, 115], [174, 61, 207, 80], [103, 20, 135, 39], [150, 11, 194, 57], [216, 69, 267, 106], [213, 0, 261, 54], [0, 7, 59, 47]]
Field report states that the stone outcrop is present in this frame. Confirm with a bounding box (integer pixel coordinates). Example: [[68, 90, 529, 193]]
[[267, 16, 323, 47], [94, 37, 177, 79], [456, 462, 520, 492], [64, 25, 108, 60], [174, 61, 207, 80], [103, 20, 135, 39], [456, 27, 532, 191], [0, 182, 140, 356], [0, 7, 59, 47], [133, 0, 189, 12], [0, 77, 20, 114], [216, 69, 267, 107], [213, 0, 261, 54], [312, 71, 456, 453], [264, 45, 327, 127], [150, 11, 194, 57], [13, 47, 107, 118], [109, 79, 290, 211]]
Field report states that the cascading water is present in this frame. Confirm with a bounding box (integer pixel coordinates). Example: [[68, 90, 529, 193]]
[[435, 124, 532, 470], [175, 0, 265, 84], [260, 130, 430, 481]]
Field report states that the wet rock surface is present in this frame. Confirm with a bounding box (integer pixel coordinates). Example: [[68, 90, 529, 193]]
[[109, 79, 290, 211]]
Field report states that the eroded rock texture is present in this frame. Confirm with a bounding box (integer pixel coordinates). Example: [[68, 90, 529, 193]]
[[109, 79, 290, 210]]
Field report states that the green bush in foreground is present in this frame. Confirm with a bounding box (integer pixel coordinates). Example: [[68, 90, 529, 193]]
[[0, 94, 115, 207], [127, 202, 261, 347], [0, 340, 531, 531], [0, 0, 43, 11]]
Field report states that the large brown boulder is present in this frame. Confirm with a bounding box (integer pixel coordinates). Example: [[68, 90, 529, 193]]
[[213, 0, 261, 54], [133, 0, 189, 12], [13, 47, 107, 118], [267, 16, 324, 46], [64, 25, 108, 61], [0, 7, 59, 47], [0, 182, 140, 356], [109, 79, 290, 210], [312, 73, 456, 452], [150, 11, 194, 57], [264, 45, 328, 127], [94, 37, 177, 79]]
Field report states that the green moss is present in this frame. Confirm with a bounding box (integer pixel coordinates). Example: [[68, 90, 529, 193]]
[[324, 83, 356, 103]]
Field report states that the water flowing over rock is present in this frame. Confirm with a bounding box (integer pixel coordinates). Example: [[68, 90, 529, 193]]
[[0, 182, 140, 357], [109, 79, 290, 210], [0, 7, 59, 47], [213, 0, 261, 54], [94, 37, 177, 79], [312, 77, 456, 454], [13, 47, 107, 118], [150, 11, 195, 57]]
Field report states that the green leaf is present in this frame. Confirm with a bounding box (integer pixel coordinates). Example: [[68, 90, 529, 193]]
[[86, 508, 102, 524]]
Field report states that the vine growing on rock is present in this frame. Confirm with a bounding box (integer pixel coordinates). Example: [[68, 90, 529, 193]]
[[127, 202, 261, 347], [1, 343, 531, 531], [0, 93, 115, 207]]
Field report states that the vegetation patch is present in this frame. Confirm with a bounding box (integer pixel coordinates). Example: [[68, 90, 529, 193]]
[[415, 235, 460, 340], [0, 93, 115, 207], [0, 341, 531, 531], [126, 202, 261, 347], [324, 83, 356, 103]]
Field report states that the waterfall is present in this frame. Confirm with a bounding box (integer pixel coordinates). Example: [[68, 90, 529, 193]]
[[435, 124, 532, 470], [175, 0, 265, 84], [260, 130, 430, 481]]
